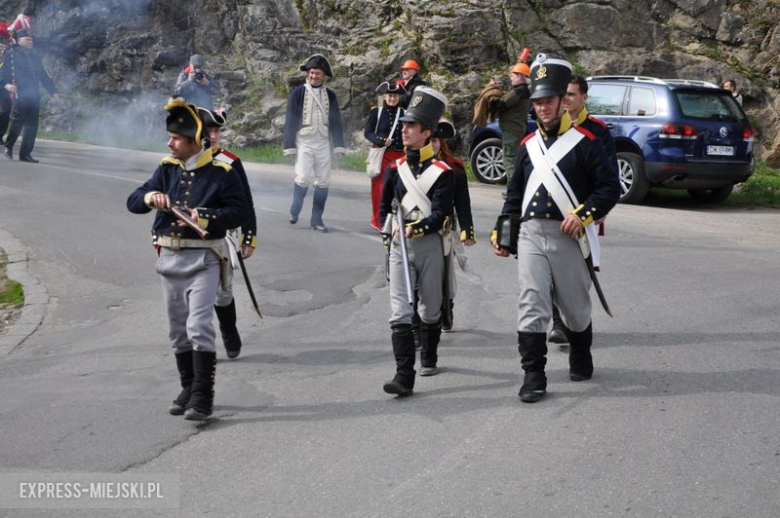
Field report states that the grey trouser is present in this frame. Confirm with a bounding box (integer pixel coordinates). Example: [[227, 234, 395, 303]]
[[517, 219, 592, 334], [157, 248, 221, 353], [502, 131, 522, 181], [215, 260, 235, 307], [389, 232, 443, 326]]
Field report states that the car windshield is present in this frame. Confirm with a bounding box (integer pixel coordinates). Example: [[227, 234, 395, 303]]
[[673, 89, 746, 121]]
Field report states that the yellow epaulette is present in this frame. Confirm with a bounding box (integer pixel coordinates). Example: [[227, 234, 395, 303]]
[[211, 160, 232, 172]]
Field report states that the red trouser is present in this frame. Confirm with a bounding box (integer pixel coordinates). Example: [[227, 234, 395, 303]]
[[371, 149, 405, 229]]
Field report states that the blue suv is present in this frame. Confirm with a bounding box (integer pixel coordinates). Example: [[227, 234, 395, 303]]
[[468, 76, 755, 203]]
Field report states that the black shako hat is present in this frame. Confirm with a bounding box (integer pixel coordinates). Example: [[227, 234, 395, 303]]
[[529, 54, 572, 100], [400, 86, 448, 130], [197, 107, 226, 128], [299, 54, 333, 77], [375, 81, 404, 94], [14, 28, 31, 39], [165, 97, 204, 143], [433, 119, 456, 139]]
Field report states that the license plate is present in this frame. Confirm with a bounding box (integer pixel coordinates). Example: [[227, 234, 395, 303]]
[[706, 145, 734, 156]]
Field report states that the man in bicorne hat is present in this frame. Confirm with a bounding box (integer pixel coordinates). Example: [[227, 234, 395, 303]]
[[127, 98, 248, 421], [491, 55, 620, 403], [379, 86, 453, 397], [198, 106, 258, 360], [283, 54, 345, 232]]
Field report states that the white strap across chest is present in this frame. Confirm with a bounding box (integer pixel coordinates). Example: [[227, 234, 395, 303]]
[[524, 129, 601, 266], [397, 160, 446, 218]]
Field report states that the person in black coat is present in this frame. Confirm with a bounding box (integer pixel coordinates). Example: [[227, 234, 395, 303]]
[[0, 29, 58, 162], [364, 80, 405, 230]]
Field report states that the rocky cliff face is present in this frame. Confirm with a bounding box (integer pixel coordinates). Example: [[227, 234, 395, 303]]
[[2, 0, 779, 161]]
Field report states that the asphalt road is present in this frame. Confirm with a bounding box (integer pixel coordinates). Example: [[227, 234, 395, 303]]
[[0, 140, 778, 517]]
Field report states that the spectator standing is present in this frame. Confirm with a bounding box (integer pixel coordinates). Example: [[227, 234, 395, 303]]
[[495, 62, 531, 182], [174, 54, 218, 110], [723, 79, 742, 106], [398, 59, 428, 108]]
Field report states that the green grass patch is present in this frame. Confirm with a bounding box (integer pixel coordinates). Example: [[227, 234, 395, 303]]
[[238, 146, 287, 164], [0, 253, 24, 308], [729, 161, 780, 207]]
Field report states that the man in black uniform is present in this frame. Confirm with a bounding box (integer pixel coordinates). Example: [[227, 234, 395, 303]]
[[0, 28, 57, 162], [127, 98, 247, 420], [197, 106, 258, 359], [548, 74, 619, 346], [380, 86, 453, 396], [491, 56, 620, 403]]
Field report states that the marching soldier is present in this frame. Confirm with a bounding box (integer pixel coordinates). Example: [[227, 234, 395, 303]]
[[198, 106, 258, 359], [283, 54, 346, 232], [380, 86, 453, 396], [491, 56, 620, 403], [127, 98, 247, 420], [548, 74, 620, 346]]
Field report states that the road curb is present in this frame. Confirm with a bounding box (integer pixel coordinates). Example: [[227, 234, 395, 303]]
[[0, 229, 48, 356]]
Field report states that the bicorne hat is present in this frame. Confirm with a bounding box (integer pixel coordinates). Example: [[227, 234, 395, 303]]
[[299, 54, 333, 77], [529, 54, 572, 100], [433, 119, 456, 139], [197, 107, 227, 128], [375, 81, 404, 95], [400, 86, 448, 131], [165, 97, 204, 143]]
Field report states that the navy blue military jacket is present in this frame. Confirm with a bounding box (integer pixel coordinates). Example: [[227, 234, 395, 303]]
[[575, 109, 618, 176], [212, 147, 258, 247], [379, 145, 454, 237], [364, 105, 405, 152], [126, 150, 248, 243], [502, 115, 620, 225], [282, 83, 345, 150], [0, 45, 56, 105], [448, 160, 476, 241]]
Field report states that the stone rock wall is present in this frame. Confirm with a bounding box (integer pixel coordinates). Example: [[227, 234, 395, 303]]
[[2, 0, 779, 160]]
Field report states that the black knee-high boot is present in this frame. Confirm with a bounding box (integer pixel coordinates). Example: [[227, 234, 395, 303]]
[[311, 186, 329, 231], [289, 183, 308, 224], [383, 324, 415, 396], [565, 323, 593, 381], [169, 350, 194, 415], [215, 299, 242, 359], [549, 305, 568, 345], [419, 321, 442, 376], [517, 332, 548, 403], [185, 351, 217, 421]]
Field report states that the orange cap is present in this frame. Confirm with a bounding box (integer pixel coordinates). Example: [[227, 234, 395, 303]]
[[510, 62, 530, 76], [401, 59, 420, 71]]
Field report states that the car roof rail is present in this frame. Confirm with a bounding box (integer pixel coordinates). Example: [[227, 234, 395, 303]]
[[586, 75, 666, 84], [662, 78, 720, 88]]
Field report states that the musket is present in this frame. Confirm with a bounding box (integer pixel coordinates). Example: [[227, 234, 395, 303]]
[[169, 206, 210, 239], [236, 250, 263, 319], [396, 206, 415, 305]]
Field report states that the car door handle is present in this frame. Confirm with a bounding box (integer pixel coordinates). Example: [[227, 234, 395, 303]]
[[606, 123, 615, 129]]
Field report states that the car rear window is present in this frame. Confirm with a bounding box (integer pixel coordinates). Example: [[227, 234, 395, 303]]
[[628, 87, 656, 116], [587, 84, 627, 115], [673, 90, 746, 121]]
